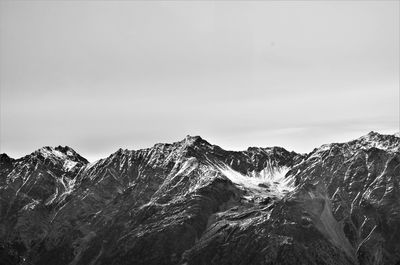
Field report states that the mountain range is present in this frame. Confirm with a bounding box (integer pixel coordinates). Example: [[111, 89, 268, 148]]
[[1, 131, 399, 265]]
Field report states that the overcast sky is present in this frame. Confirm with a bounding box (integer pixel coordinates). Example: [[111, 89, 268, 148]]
[[1, 1, 399, 161]]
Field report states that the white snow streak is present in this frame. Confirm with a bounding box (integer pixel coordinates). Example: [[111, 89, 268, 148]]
[[214, 162, 294, 199]]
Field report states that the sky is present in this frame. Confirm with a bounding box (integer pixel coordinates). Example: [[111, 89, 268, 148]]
[[0, 1, 399, 162]]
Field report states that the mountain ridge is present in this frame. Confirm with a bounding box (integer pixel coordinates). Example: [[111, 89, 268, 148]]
[[1, 131, 399, 265], [3, 131, 398, 162]]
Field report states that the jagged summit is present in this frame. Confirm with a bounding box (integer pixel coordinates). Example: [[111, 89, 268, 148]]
[[36, 145, 73, 157], [0, 153, 13, 162], [11, 145, 89, 173], [34, 145, 88, 163], [312, 131, 400, 155], [184, 134, 203, 142], [155, 135, 211, 149], [361, 130, 395, 139], [179, 135, 212, 149], [104, 135, 211, 160], [352, 130, 400, 152]]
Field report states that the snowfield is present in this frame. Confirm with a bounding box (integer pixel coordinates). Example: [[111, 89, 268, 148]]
[[213, 162, 295, 201]]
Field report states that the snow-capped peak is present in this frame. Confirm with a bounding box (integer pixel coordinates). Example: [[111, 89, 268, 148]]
[[182, 135, 210, 147], [38, 146, 69, 160], [34, 146, 88, 171], [354, 131, 400, 152], [309, 131, 400, 159]]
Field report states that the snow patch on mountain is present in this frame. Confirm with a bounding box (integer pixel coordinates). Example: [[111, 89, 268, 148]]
[[63, 160, 78, 171], [214, 163, 294, 201], [175, 157, 199, 176]]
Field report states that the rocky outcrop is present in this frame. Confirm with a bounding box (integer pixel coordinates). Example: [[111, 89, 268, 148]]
[[0, 132, 399, 265]]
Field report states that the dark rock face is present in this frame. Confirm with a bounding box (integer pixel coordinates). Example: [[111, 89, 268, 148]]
[[288, 132, 400, 265], [0, 132, 399, 265]]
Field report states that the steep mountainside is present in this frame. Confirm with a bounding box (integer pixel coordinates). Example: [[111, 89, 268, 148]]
[[0, 132, 399, 265]]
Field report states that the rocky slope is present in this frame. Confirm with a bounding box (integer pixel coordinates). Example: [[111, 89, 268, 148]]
[[0, 132, 399, 265]]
